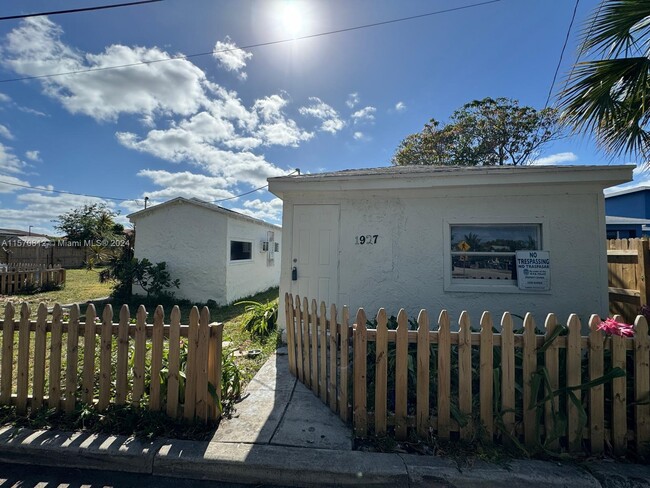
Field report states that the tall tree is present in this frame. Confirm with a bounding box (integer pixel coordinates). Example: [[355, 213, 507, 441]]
[[54, 203, 122, 243], [392, 98, 559, 166], [559, 0, 650, 159]]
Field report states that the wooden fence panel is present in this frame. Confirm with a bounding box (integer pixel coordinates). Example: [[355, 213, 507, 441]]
[[196, 307, 210, 422], [303, 297, 311, 388], [283, 293, 650, 456], [184, 307, 199, 420], [1, 303, 15, 405], [285, 294, 296, 375], [208, 321, 223, 420]]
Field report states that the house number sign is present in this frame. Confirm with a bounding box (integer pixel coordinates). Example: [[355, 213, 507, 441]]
[[355, 235, 378, 245]]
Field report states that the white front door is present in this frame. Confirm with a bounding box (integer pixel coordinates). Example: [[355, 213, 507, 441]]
[[290, 204, 339, 306]]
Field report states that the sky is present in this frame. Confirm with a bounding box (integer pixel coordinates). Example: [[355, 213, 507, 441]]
[[0, 0, 644, 235]]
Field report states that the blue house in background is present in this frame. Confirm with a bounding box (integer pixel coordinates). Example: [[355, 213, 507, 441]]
[[605, 185, 650, 238]]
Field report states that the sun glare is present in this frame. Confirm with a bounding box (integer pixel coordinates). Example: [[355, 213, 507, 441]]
[[278, 1, 309, 39]]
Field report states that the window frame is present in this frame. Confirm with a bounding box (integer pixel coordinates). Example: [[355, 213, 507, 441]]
[[443, 219, 549, 294], [229, 239, 254, 263]]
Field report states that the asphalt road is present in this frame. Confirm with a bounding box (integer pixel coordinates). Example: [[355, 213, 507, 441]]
[[0, 462, 288, 488]]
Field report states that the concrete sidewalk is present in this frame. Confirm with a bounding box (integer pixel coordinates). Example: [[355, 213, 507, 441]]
[[0, 349, 648, 487]]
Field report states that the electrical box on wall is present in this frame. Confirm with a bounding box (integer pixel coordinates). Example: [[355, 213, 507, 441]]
[[260, 241, 269, 252]]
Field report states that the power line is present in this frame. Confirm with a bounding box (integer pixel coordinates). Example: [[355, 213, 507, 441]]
[[544, 0, 580, 108], [0, 168, 299, 205], [0, 0, 502, 84], [0, 0, 163, 21], [211, 169, 300, 203]]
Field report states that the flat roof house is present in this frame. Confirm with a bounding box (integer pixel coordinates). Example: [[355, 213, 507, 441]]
[[128, 197, 281, 304], [268, 165, 633, 327]]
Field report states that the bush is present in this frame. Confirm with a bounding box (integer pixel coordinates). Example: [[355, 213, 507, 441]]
[[235, 300, 278, 337]]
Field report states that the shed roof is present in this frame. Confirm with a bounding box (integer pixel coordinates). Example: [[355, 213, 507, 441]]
[[127, 197, 281, 230], [605, 215, 650, 225], [268, 164, 634, 196]]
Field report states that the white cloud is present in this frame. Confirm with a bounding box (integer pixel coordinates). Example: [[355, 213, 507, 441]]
[[2, 17, 210, 122], [138, 169, 234, 202], [0, 173, 30, 193], [0, 93, 10, 103], [346, 92, 359, 109], [233, 197, 283, 222], [529, 152, 578, 166], [253, 94, 314, 146], [395, 101, 406, 112], [212, 36, 253, 80], [0, 142, 27, 174], [25, 150, 40, 161], [351, 106, 376, 124], [299, 97, 345, 134], [0, 124, 13, 140], [353, 131, 364, 140]]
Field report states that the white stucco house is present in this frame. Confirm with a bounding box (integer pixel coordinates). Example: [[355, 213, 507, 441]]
[[268, 165, 634, 328], [128, 197, 281, 304]]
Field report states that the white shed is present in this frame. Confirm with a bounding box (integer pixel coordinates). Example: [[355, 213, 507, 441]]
[[128, 197, 281, 304], [268, 165, 633, 327]]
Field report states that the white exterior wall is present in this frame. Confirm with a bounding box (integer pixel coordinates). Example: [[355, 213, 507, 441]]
[[225, 217, 282, 303], [132, 201, 227, 303], [278, 183, 610, 328]]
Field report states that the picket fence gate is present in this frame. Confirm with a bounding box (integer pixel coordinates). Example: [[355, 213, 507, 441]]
[[284, 293, 650, 456], [0, 302, 223, 423]]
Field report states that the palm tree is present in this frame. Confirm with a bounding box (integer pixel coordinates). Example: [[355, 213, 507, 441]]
[[559, 0, 650, 159]]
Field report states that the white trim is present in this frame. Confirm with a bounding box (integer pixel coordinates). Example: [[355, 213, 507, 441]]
[[229, 238, 254, 264]]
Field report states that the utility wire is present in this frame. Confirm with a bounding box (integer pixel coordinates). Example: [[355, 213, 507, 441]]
[[544, 0, 580, 108], [211, 169, 300, 203], [0, 0, 163, 21], [0, 168, 299, 204], [0, 0, 501, 84]]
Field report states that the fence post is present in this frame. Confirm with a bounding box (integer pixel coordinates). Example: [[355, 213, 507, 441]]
[[295, 297, 304, 383], [82, 304, 97, 405], [319, 301, 327, 403], [49, 303, 63, 409], [432, 311, 448, 440], [416, 310, 430, 438], [639, 239, 650, 308], [149, 305, 165, 411], [285, 294, 296, 375], [458, 311, 472, 440], [340, 306, 351, 423], [395, 309, 409, 441], [634, 315, 650, 455], [166, 306, 181, 417], [310, 299, 318, 395], [115, 305, 130, 405], [1, 303, 15, 406], [208, 321, 223, 421], [566, 314, 582, 451], [500, 312, 515, 445], [588, 315, 604, 453], [32, 303, 48, 409], [184, 306, 199, 420], [16, 303, 31, 415], [98, 304, 113, 411], [353, 308, 368, 438], [196, 307, 210, 422], [132, 305, 147, 406], [65, 304, 80, 413], [375, 308, 388, 436], [479, 312, 494, 439], [328, 303, 338, 413]]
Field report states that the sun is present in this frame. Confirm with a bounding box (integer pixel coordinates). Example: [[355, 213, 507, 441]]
[[277, 1, 309, 39]]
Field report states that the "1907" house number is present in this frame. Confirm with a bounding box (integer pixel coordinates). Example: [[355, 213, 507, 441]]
[[355, 235, 378, 245]]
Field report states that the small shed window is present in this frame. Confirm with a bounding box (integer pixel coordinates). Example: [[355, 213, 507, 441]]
[[450, 224, 541, 283], [230, 240, 252, 261]]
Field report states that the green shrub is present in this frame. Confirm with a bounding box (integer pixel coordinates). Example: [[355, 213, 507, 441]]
[[235, 300, 278, 337]]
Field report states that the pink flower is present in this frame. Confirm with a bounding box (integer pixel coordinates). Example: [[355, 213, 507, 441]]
[[598, 318, 635, 337]]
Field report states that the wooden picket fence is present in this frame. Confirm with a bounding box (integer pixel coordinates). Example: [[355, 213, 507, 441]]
[[0, 264, 66, 295], [607, 238, 650, 323], [285, 293, 650, 456], [0, 302, 223, 423]]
